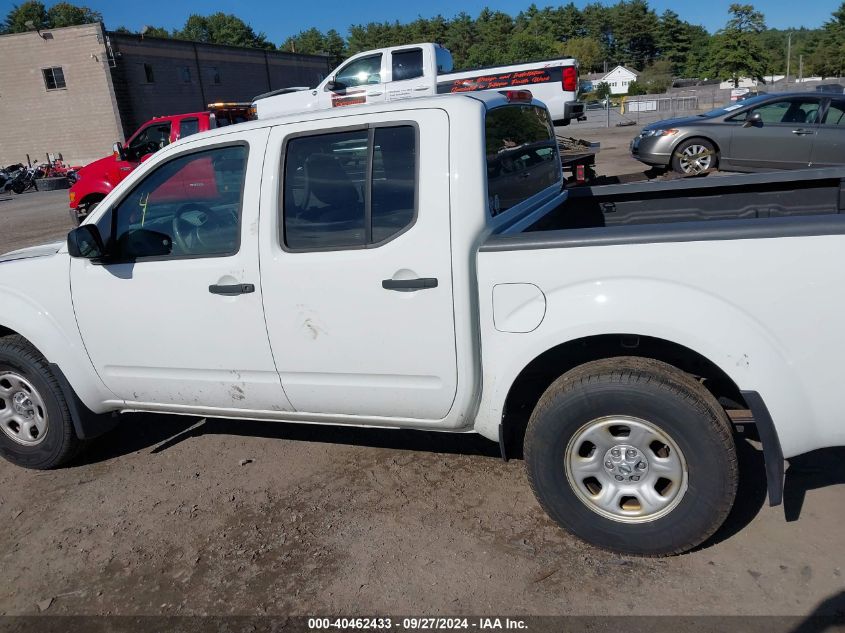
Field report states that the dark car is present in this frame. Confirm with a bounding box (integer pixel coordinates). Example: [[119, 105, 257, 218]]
[[631, 91, 845, 175]]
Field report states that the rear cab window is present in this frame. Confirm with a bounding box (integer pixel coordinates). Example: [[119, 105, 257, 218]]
[[485, 104, 561, 215], [392, 49, 424, 81]]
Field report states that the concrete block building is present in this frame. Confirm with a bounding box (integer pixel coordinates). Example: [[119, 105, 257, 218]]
[[0, 22, 330, 167]]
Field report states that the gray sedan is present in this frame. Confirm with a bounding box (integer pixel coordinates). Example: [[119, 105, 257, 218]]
[[631, 91, 845, 175]]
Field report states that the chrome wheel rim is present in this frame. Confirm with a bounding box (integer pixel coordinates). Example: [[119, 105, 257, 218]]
[[565, 416, 688, 523], [0, 372, 49, 446], [678, 144, 712, 174]]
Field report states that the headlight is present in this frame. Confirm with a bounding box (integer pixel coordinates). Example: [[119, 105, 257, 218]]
[[641, 128, 679, 138]]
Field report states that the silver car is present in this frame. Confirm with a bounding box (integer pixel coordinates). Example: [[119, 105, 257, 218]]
[[631, 91, 845, 175]]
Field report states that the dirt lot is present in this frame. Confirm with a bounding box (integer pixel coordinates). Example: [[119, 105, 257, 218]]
[[0, 144, 844, 620]]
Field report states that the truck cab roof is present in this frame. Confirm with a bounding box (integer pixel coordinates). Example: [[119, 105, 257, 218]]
[[174, 91, 542, 146]]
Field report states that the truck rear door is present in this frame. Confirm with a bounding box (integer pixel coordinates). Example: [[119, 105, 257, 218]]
[[258, 109, 458, 419], [386, 47, 434, 101]]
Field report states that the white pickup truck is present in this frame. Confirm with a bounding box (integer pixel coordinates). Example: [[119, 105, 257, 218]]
[[253, 42, 584, 125], [1, 91, 844, 556]]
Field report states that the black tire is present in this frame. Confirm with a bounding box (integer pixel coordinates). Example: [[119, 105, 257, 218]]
[[0, 335, 84, 469], [524, 357, 737, 556], [670, 138, 718, 175], [10, 181, 25, 194]]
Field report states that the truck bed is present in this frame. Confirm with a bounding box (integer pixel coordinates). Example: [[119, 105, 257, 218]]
[[526, 168, 845, 235]]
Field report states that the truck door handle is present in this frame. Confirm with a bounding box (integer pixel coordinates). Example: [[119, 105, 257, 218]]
[[414, 86, 429, 91], [209, 283, 255, 296], [382, 278, 438, 291], [792, 129, 815, 135], [367, 91, 383, 97]]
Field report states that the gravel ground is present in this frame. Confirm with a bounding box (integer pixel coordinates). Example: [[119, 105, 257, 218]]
[[0, 146, 843, 620]]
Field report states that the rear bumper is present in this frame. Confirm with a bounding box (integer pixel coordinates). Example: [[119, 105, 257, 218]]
[[561, 100, 585, 122]]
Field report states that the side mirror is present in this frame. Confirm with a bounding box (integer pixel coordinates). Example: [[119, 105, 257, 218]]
[[742, 112, 763, 128], [68, 225, 105, 260], [325, 78, 340, 91], [112, 141, 127, 161]]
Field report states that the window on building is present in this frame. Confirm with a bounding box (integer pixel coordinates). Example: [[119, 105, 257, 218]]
[[42, 67, 66, 91], [180, 66, 192, 83], [282, 125, 417, 250], [208, 67, 221, 84]]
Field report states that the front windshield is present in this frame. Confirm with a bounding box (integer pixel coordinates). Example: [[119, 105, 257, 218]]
[[698, 94, 770, 118]]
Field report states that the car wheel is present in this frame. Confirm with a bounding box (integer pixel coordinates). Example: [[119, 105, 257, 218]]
[[671, 138, 717, 175], [524, 357, 737, 556], [0, 335, 84, 469]]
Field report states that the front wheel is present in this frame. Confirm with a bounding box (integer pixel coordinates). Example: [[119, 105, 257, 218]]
[[671, 138, 717, 175], [0, 336, 84, 469], [524, 357, 737, 556]]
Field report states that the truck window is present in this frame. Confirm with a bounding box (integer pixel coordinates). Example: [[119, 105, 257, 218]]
[[101, 144, 247, 260], [392, 49, 423, 81], [180, 118, 200, 138], [127, 123, 172, 161], [282, 125, 417, 250], [334, 54, 382, 89], [435, 47, 454, 74], [485, 105, 560, 215]]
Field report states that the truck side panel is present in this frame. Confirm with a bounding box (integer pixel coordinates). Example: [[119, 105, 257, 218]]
[[476, 232, 845, 458]]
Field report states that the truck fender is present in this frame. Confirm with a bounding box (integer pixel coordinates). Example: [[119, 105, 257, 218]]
[[0, 284, 116, 415], [478, 277, 812, 460]]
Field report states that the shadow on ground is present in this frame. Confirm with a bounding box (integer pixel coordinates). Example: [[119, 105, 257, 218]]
[[74, 412, 502, 468]]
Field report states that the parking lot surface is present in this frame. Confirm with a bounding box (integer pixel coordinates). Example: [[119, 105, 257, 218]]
[[0, 136, 843, 618]]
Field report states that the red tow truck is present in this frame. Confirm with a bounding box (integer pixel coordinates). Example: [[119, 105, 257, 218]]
[[69, 103, 253, 224]]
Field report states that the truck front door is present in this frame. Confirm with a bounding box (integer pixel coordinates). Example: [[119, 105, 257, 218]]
[[71, 129, 291, 412], [318, 53, 386, 110], [259, 110, 458, 419]]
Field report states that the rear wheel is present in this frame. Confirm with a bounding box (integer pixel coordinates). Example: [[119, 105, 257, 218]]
[[0, 336, 83, 469], [671, 138, 717, 175], [524, 357, 737, 556]]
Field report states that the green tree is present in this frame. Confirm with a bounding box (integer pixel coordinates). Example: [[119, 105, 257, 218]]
[[560, 36, 603, 72], [810, 2, 845, 77], [464, 9, 514, 67], [177, 12, 273, 50], [707, 4, 768, 87], [3, 1, 48, 33], [46, 2, 100, 28], [627, 80, 648, 95], [610, 0, 659, 69], [282, 27, 325, 54], [594, 81, 611, 100], [443, 12, 476, 68], [638, 59, 673, 92]]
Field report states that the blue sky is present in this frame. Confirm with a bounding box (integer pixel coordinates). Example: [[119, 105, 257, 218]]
[[2, 0, 839, 41]]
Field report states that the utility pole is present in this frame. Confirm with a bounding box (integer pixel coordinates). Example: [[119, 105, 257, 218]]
[[785, 32, 792, 89], [799, 54, 803, 84]]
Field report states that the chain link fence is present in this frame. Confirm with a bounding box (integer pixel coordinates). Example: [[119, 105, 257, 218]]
[[573, 78, 844, 130]]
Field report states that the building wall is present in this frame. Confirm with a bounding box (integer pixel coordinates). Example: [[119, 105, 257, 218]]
[[0, 23, 124, 167], [108, 34, 330, 135], [602, 67, 638, 95]]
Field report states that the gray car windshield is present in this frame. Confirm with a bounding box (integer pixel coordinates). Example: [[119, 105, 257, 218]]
[[699, 95, 770, 118]]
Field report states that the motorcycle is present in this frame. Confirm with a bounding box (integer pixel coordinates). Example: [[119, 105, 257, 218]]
[[0, 164, 24, 194], [4, 164, 42, 194]]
